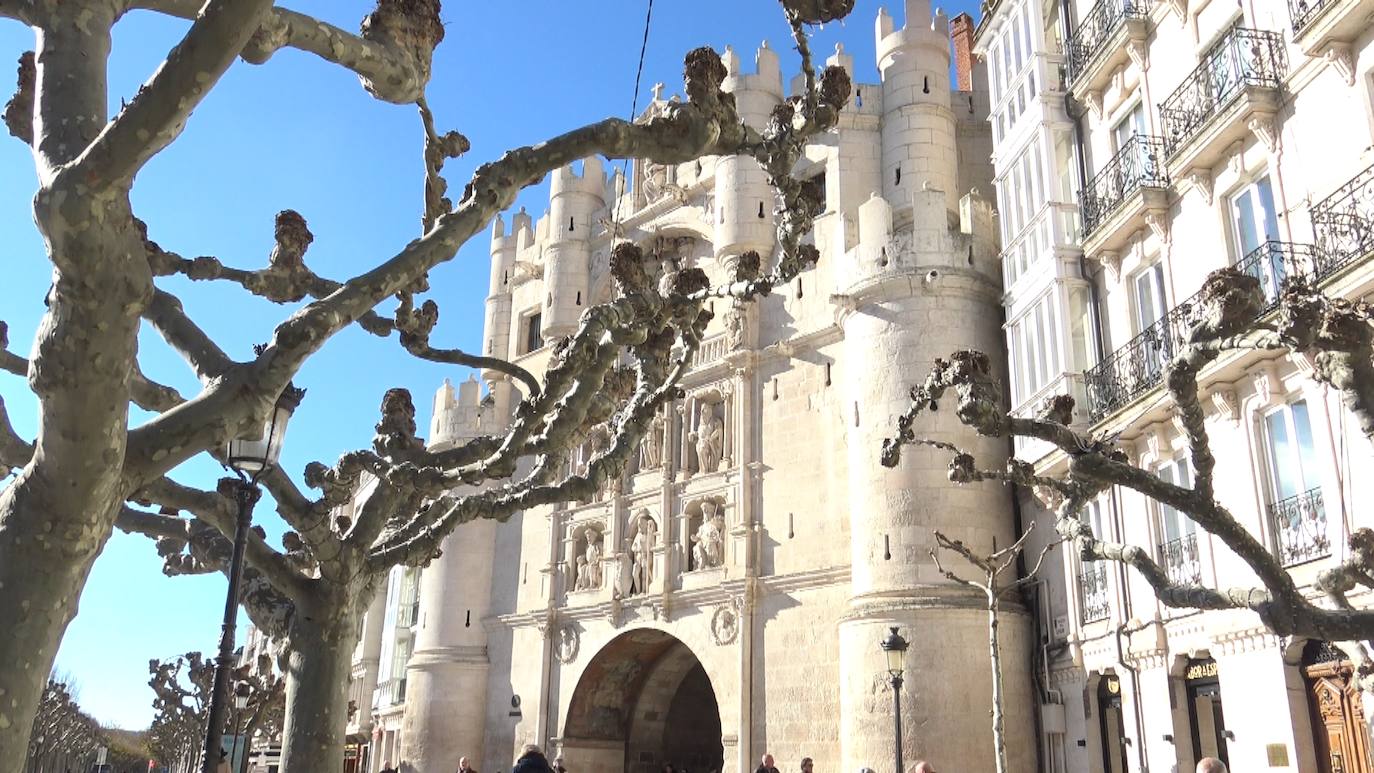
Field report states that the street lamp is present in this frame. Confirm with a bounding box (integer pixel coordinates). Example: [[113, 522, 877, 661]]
[[201, 384, 303, 773], [233, 682, 250, 773], [880, 626, 910, 773]]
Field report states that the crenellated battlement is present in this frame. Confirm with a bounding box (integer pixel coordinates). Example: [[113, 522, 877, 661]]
[[550, 157, 608, 201], [721, 41, 784, 101], [429, 376, 517, 449], [876, 0, 951, 71]]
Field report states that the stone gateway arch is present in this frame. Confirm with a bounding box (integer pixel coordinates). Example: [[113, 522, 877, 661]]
[[562, 629, 725, 773]]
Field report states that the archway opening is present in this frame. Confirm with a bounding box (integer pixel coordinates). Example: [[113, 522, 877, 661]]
[[563, 629, 724, 773]]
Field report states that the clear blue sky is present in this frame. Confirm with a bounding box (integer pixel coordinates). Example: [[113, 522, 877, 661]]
[[0, 0, 979, 730]]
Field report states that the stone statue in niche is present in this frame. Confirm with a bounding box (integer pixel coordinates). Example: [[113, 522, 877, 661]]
[[584, 531, 603, 589], [691, 500, 725, 570], [630, 510, 657, 595], [640, 412, 665, 470], [577, 423, 611, 502], [641, 160, 669, 204], [690, 402, 724, 474], [574, 556, 590, 591]]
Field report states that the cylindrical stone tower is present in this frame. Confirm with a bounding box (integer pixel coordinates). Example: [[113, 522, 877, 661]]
[[483, 214, 516, 378], [714, 43, 783, 261], [400, 378, 514, 772], [834, 4, 1035, 770], [542, 157, 604, 339], [877, 0, 959, 213]]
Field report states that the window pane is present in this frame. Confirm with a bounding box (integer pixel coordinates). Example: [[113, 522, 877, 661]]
[[1235, 189, 1260, 258], [1292, 400, 1317, 492], [1267, 409, 1299, 499], [1257, 176, 1280, 242]]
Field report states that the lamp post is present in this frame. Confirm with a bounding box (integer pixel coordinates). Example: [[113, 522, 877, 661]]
[[232, 682, 250, 773], [880, 626, 910, 773], [201, 385, 303, 773]]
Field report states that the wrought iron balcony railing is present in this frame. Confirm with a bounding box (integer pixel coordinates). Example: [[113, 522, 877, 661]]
[[1084, 240, 1311, 421], [1159, 533, 1202, 586], [1067, 0, 1151, 85], [1288, 0, 1335, 32], [1312, 161, 1374, 282], [377, 678, 407, 707], [1084, 296, 1206, 420], [1079, 134, 1169, 239], [1159, 28, 1287, 159], [1270, 487, 1329, 566], [1236, 240, 1317, 307], [1078, 563, 1111, 623]]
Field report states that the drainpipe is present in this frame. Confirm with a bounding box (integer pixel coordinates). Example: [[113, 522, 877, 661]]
[[1108, 489, 1149, 773], [1011, 493, 1049, 773], [1059, 0, 1108, 367]]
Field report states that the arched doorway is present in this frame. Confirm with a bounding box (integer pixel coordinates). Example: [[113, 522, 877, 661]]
[[562, 629, 724, 773], [1303, 640, 1374, 773]]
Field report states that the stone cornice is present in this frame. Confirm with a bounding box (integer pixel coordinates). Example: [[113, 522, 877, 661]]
[[407, 644, 491, 669]]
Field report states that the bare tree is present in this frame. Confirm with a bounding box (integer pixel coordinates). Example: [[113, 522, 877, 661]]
[[928, 528, 1057, 773], [883, 269, 1374, 689], [0, 1, 854, 770], [147, 651, 283, 773], [25, 676, 107, 773]]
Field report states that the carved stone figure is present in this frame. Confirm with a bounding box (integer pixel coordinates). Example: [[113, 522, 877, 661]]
[[691, 501, 724, 570], [711, 604, 739, 645], [640, 412, 665, 470], [585, 532, 603, 589], [555, 626, 580, 664], [630, 511, 657, 595], [690, 402, 724, 473], [724, 302, 747, 351], [574, 556, 590, 591]]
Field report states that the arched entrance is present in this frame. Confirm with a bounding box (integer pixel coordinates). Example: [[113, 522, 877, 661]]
[[562, 629, 724, 773]]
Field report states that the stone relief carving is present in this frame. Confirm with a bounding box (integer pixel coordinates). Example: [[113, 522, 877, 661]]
[[629, 510, 657, 595], [690, 402, 724, 474], [711, 604, 739, 645], [555, 625, 580, 664], [690, 500, 725, 571], [640, 412, 665, 470], [573, 529, 604, 592]]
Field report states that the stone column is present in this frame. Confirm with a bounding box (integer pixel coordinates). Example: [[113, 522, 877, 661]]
[[399, 518, 498, 771]]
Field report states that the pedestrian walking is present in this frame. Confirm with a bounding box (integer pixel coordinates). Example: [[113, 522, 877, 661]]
[[380, 760, 398, 773], [800, 758, 814, 773], [755, 754, 780, 773], [912, 762, 936, 773], [1196, 759, 1227, 773], [552, 755, 568, 773], [513, 744, 554, 773], [458, 756, 478, 773]]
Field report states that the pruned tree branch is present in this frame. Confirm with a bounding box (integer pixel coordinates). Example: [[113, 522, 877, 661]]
[[2, 50, 33, 144], [143, 288, 233, 382]]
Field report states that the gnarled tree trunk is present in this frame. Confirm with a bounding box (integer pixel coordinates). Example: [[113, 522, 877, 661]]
[[279, 594, 363, 773]]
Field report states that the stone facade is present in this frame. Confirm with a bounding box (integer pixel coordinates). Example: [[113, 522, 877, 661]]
[[344, 3, 1041, 773], [978, 0, 1374, 771]]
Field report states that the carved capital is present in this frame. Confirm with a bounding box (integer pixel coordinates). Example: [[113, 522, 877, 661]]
[[1145, 211, 1171, 244], [1098, 250, 1122, 283], [1248, 115, 1281, 156], [1126, 39, 1149, 71], [1144, 425, 1165, 461], [1161, 0, 1187, 20], [1207, 386, 1239, 424], [1185, 170, 1214, 206], [1085, 90, 1104, 120], [1323, 43, 1356, 87], [1251, 364, 1284, 406]]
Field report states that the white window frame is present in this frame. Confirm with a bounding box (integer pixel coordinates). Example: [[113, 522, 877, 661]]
[[1260, 399, 1321, 504], [1131, 262, 1168, 335]]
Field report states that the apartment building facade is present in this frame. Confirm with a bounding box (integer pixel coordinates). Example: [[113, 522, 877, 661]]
[[977, 0, 1374, 771]]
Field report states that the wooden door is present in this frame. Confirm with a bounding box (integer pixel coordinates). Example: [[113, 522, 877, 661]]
[[1306, 660, 1374, 773]]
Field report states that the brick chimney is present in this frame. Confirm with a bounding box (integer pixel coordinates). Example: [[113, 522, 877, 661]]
[[951, 13, 976, 92]]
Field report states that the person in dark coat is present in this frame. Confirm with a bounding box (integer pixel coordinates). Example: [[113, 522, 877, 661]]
[[379, 761, 398, 773], [754, 754, 780, 773], [513, 744, 554, 773]]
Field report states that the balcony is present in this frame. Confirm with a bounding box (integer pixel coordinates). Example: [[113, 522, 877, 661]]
[[1067, 0, 1151, 99], [396, 600, 420, 629], [1312, 162, 1374, 283], [1288, 0, 1373, 53], [1079, 134, 1170, 253], [1084, 240, 1311, 421], [1271, 487, 1330, 567], [1159, 28, 1286, 174], [1078, 563, 1111, 623], [377, 677, 407, 707], [1159, 533, 1202, 586]]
